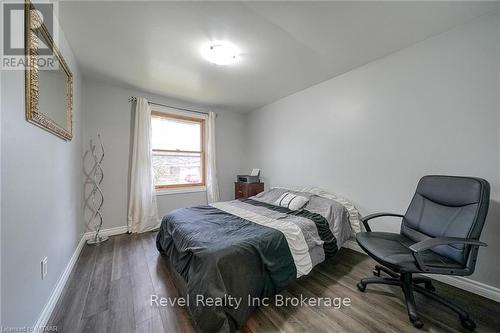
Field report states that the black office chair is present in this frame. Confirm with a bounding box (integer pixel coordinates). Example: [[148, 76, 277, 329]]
[[356, 175, 490, 330]]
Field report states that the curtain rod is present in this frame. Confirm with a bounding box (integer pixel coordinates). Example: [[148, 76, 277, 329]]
[[128, 96, 212, 116]]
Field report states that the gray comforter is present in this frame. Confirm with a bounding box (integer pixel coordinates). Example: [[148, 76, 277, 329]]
[[156, 190, 355, 333]]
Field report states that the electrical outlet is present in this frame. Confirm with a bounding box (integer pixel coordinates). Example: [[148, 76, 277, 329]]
[[41, 257, 48, 279]]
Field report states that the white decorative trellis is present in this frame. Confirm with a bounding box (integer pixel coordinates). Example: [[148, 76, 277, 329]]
[[83, 134, 108, 245]]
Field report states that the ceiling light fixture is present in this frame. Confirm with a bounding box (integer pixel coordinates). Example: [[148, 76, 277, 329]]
[[201, 41, 239, 65]]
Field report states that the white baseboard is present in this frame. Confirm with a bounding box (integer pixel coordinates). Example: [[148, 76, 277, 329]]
[[427, 274, 500, 303], [83, 225, 129, 240], [33, 235, 87, 331], [342, 240, 500, 303], [33, 226, 129, 330]]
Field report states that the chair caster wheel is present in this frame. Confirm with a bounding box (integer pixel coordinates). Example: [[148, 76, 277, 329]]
[[357, 282, 366, 292], [411, 318, 424, 329], [372, 269, 380, 277], [460, 318, 476, 331]]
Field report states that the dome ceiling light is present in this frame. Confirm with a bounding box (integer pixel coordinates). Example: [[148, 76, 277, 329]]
[[201, 41, 240, 65]]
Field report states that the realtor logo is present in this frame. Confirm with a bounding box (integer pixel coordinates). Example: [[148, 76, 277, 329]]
[[1, 1, 55, 69]]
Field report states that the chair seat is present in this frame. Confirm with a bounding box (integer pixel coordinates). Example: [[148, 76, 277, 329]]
[[356, 232, 463, 273]]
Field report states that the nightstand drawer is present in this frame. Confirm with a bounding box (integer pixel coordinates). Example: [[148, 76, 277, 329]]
[[235, 182, 264, 199]]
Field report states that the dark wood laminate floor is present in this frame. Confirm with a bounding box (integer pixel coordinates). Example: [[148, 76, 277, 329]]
[[48, 233, 500, 333]]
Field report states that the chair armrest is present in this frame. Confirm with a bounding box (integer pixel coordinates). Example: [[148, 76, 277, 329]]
[[409, 237, 487, 253], [361, 213, 404, 232], [409, 237, 487, 272]]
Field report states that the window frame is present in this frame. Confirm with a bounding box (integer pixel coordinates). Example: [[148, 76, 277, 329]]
[[151, 110, 206, 190]]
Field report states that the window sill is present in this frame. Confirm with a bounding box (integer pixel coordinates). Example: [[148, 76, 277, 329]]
[[156, 186, 207, 196]]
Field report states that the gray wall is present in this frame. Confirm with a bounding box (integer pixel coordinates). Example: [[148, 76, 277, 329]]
[[83, 79, 247, 229], [246, 14, 500, 288], [1, 30, 84, 326]]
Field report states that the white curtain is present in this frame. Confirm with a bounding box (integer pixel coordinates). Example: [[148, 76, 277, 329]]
[[206, 111, 220, 203], [127, 97, 160, 233]]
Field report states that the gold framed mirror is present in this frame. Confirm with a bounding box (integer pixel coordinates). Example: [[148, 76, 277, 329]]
[[25, 1, 73, 140]]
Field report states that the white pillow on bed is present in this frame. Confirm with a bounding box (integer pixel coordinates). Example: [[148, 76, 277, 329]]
[[275, 192, 309, 211]]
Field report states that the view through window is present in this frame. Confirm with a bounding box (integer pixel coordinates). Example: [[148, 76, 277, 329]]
[[151, 111, 205, 189]]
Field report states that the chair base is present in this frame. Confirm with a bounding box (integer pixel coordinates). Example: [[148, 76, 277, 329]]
[[357, 265, 476, 330]]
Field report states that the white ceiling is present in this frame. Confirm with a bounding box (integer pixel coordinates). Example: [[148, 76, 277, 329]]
[[59, 1, 500, 112]]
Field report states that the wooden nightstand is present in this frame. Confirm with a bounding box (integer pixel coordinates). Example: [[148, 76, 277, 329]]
[[235, 182, 265, 199]]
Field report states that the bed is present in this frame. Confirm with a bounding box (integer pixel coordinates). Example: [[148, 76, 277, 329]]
[[156, 187, 361, 333]]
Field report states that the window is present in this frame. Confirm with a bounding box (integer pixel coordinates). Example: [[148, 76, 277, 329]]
[[151, 111, 205, 189]]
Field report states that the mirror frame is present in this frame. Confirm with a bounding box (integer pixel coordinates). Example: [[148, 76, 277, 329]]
[[25, 1, 73, 141]]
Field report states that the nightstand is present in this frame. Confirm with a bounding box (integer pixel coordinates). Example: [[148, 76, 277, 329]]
[[235, 182, 264, 199]]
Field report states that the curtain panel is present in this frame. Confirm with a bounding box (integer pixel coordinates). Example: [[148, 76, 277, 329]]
[[206, 111, 220, 203], [127, 97, 160, 233]]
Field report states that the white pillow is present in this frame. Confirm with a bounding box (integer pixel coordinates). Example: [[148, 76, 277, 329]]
[[275, 192, 309, 211]]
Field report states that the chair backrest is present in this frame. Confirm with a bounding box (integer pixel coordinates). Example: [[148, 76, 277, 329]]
[[401, 175, 490, 266]]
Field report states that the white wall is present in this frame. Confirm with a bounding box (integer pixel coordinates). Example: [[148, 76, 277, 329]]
[[246, 13, 500, 288], [83, 79, 247, 229], [1, 30, 84, 327]]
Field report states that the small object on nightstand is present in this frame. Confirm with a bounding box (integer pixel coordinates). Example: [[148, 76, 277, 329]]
[[235, 182, 264, 199], [237, 169, 261, 184]]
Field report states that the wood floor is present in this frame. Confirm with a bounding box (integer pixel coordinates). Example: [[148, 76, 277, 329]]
[[48, 233, 500, 333]]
